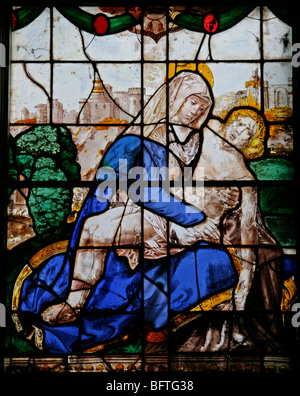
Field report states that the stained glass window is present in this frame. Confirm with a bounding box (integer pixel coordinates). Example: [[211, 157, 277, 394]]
[[1, 4, 300, 379]]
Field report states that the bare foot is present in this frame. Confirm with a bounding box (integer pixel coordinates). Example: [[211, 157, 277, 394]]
[[41, 281, 91, 324], [41, 302, 79, 324]]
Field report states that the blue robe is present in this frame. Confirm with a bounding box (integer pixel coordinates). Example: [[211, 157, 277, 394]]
[[18, 135, 238, 353]]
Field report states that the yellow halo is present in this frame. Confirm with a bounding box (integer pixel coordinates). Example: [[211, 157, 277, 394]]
[[168, 62, 214, 88]]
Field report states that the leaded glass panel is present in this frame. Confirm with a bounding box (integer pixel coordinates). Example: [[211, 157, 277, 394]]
[[2, 4, 299, 377]]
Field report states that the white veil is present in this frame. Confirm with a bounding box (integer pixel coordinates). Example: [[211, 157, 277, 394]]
[[125, 70, 213, 139]]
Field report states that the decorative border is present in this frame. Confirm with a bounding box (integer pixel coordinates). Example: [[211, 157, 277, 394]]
[[3, 355, 298, 374], [11, 240, 69, 311], [29, 240, 69, 269], [11, 6, 292, 36]]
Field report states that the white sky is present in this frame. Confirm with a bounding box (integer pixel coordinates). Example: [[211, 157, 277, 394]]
[[10, 6, 292, 118]]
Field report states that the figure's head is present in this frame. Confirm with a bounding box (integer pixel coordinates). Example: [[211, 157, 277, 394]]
[[169, 71, 213, 129], [223, 109, 266, 159], [225, 116, 257, 149], [175, 94, 210, 126], [141, 70, 213, 138]]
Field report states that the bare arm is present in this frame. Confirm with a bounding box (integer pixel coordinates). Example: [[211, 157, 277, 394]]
[[234, 186, 258, 309]]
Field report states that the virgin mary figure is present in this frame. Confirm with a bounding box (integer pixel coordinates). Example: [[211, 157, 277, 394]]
[[12, 70, 284, 354]]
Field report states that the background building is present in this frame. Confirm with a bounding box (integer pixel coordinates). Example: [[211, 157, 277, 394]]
[[19, 79, 145, 124]]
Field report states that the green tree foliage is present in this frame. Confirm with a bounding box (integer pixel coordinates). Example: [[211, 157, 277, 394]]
[[9, 125, 80, 237]]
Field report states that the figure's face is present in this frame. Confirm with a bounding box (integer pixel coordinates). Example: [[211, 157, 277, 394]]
[[226, 117, 257, 149], [176, 94, 207, 126]]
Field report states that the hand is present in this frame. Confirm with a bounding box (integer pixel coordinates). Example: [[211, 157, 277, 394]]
[[170, 222, 200, 245], [193, 217, 220, 241], [202, 187, 240, 218], [170, 217, 220, 245], [218, 187, 240, 209]]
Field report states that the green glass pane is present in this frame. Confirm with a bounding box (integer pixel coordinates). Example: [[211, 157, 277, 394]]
[[5, 326, 36, 354], [15, 154, 34, 179], [13, 125, 80, 181], [57, 6, 136, 36], [264, 216, 296, 246], [108, 338, 142, 354], [250, 158, 294, 180], [28, 187, 73, 235], [259, 186, 295, 215], [173, 6, 254, 33], [13, 6, 45, 31]]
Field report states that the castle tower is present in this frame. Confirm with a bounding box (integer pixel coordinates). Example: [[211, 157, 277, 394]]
[[53, 99, 63, 123], [34, 104, 48, 123], [245, 68, 260, 103], [128, 88, 141, 116], [79, 98, 91, 123], [21, 107, 29, 121], [128, 87, 145, 116], [89, 79, 113, 123], [79, 79, 115, 124], [264, 81, 270, 109]]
